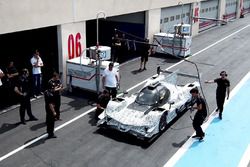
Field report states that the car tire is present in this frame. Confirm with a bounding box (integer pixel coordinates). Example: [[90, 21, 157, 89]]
[[159, 114, 167, 132]]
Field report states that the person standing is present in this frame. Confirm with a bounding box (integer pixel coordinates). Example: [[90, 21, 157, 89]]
[[205, 71, 230, 119], [190, 88, 207, 142], [0, 68, 5, 109], [102, 62, 119, 99], [48, 72, 63, 120], [139, 39, 152, 71], [30, 49, 44, 97], [6, 61, 19, 105], [44, 88, 57, 139], [120, 33, 129, 63], [111, 33, 121, 62], [14, 69, 38, 124], [95, 89, 110, 120]]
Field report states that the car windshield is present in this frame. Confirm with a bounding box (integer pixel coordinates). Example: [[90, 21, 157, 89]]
[[135, 87, 159, 105]]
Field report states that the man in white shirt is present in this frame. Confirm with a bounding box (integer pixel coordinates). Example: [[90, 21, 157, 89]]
[[30, 49, 44, 97], [102, 62, 119, 99], [0, 68, 5, 109], [0, 68, 4, 87]]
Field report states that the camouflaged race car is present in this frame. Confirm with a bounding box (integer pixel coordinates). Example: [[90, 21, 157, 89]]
[[97, 71, 199, 140]]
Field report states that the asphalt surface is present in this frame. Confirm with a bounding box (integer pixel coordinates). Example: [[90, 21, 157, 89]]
[[1, 15, 250, 167]]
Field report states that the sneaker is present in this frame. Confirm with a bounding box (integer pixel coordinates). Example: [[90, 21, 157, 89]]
[[192, 135, 200, 138], [47, 135, 57, 139], [216, 108, 219, 112], [219, 113, 222, 120], [143, 67, 147, 70], [33, 95, 37, 98], [199, 137, 204, 142], [21, 121, 26, 125]]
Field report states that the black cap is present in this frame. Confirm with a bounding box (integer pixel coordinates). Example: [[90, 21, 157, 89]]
[[190, 87, 199, 94]]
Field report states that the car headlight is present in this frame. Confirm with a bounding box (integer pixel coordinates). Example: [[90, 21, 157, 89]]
[[144, 126, 155, 133]]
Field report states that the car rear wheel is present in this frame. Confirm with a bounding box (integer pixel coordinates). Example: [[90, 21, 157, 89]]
[[159, 114, 167, 132]]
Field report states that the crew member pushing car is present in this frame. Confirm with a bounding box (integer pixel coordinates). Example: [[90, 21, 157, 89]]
[[95, 89, 110, 120], [190, 88, 207, 141]]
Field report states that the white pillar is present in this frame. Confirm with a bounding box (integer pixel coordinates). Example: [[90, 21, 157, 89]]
[[57, 21, 86, 87], [191, 2, 200, 37], [236, 0, 244, 18], [145, 8, 161, 43], [218, 0, 226, 21]]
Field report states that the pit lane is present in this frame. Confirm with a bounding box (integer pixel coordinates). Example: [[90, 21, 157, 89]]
[[1, 15, 250, 167]]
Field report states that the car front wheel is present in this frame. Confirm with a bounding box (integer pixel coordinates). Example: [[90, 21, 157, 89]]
[[159, 114, 167, 132]]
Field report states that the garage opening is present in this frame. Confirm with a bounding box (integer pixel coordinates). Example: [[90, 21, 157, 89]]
[[86, 12, 146, 63], [0, 26, 58, 108]]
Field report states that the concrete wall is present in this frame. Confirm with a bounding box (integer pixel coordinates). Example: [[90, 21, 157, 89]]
[[191, 2, 201, 36], [0, 0, 197, 34], [145, 9, 161, 43], [218, 0, 226, 20]]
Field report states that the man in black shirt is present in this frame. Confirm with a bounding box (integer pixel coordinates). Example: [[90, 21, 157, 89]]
[[190, 88, 207, 141], [139, 39, 151, 71], [6, 61, 19, 105], [14, 69, 38, 124], [205, 71, 230, 119], [44, 88, 57, 139], [48, 72, 63, 120], [95, 90, 110, 120], [111, 33, 121, 62]]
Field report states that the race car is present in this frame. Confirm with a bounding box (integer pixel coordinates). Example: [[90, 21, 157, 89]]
[[97, 70, 199, 140]]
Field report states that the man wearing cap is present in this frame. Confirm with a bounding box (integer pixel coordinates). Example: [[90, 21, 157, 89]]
[[14, 69, 38, 124], [44, 84, 57, 139], [205, 71, 230, 119], [48, 72, 63, 120], [102, 62, 119, 99]]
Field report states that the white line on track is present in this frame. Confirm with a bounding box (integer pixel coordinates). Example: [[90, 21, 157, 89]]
[[0, 24, 249, 163], [163, 70, 250, 167], [237, 144, 250, 167]]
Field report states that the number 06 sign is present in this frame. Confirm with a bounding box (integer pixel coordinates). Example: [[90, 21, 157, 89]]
[[68, 32, 82, 59]]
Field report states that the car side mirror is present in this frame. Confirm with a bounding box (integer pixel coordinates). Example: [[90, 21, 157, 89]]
[[157, 66, 161, 75]]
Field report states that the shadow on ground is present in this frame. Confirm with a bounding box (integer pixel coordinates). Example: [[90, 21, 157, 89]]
[[0, 122, 21, 134], [30, 122, 46, 131], [172, 135, 191, 148]]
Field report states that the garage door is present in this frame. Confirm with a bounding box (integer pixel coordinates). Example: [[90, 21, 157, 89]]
[[225, 0, 237, 20], [86, 12, 146, 63], [160, 4, 191, 33], [199, 0, 219, 32]]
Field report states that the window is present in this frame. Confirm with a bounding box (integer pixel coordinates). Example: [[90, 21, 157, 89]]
[[182, 13, 185, 18], [160, 19, 162, 24], [209, 7, 211, 12], [186, 12, 190, 16], [201, 9, 205, 13], [176, 15, 180, 20], [206, 8, 208, 12], [164, 17, 169, 23], [170, 16, 175, 21]]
